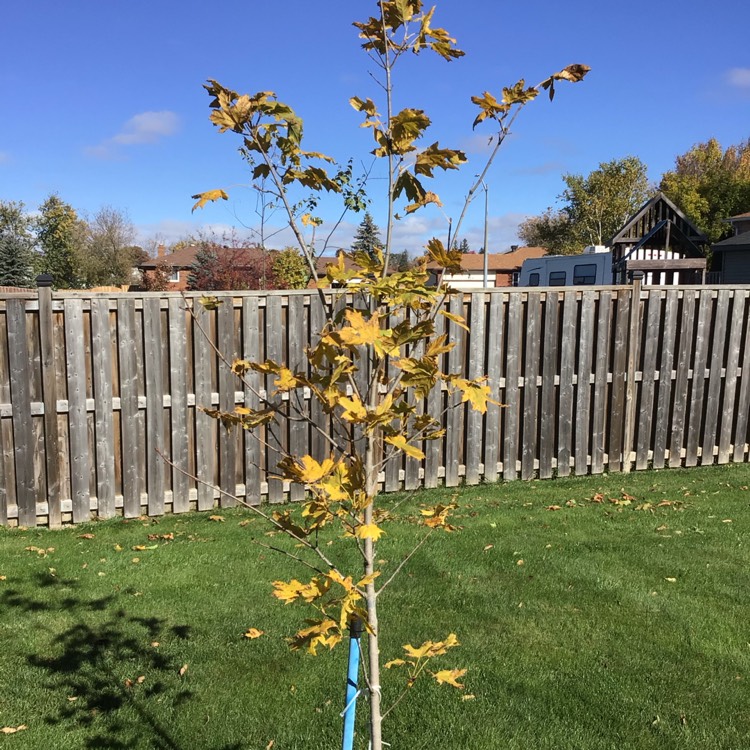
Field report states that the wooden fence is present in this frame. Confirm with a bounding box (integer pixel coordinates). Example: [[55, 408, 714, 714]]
[[1, 282, 749, 527]]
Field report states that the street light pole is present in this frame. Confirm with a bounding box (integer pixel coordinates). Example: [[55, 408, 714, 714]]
[[481, 180, 489, 288]]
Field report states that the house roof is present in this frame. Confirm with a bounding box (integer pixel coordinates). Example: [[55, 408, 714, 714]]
[[712, 229, 750, 251], [426, 246, 547, 272], [139, 245, 271, 269], [727, 211, 750, 221]]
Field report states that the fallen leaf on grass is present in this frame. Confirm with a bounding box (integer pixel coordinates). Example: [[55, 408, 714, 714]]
[[78, 533, 95, 539], [545, 505, 562, 511], [461, 694, 476, 701], [67, 696, 78, 702], [483, 544, 494, 552], [722, 519, 733, 523], [1, 725, 28, 734], [516, 559, 525, 566], [665, 577, 677, 583], [0, 575, 6, 581], [179, 664, 189, 677], [131, 545, 158, 551], [266, 741, 275, 750], [243, 628, 264, 639], [209, 515, 225, 522], [591, 493, 604, 503]]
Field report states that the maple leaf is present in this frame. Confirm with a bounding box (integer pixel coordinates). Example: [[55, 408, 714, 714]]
[[433, 668, 467, 688], [355, 523, 386, 541], [451, 377, 495, 414], [385, 434, 425, 460], [191, 189, 229, 212], [338, 309, 383, 347], [244, 628, 265, 639]]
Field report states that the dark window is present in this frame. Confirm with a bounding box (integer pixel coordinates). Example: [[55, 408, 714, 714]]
[[573, 263, 597, 285], [549, 271, 567, 286], [528, 272, 540, 287]]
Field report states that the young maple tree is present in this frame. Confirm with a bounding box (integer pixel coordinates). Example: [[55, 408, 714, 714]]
[[192, 2, 587, 746]]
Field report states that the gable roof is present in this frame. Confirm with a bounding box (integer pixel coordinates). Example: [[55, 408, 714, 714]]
[[712, 229, 750, 251], [609, 192, 708, 255]]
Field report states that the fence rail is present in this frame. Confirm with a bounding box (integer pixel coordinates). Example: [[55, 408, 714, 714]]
[[1, 282, 749, 527]]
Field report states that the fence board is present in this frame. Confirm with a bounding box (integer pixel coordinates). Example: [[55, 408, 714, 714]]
[[720, 291, 746, 463], [143, 298, 166, 516], [424, 305, 445, 489], [117, 299, 140, 517], [193, 301, 215, 511], [445, 295, 465, 486], [608, 291, 631, 472], [685, 291, 713, 467], [309, 294, 328, 463], [557, 292, 577, 477], [539, 292, 559, 479], [636, 291, 662, 470], [64, 299, 90, 523], [91, 298, 116, 518], [591, 291, 612, 474], [287, 294, 308, 502], [521, 292, 541, 480], [653, 290, 678, 468], [701, 289, 729, 465], [483, 293, 505, 481], [669, 292, 696, 467], [575, 291, 595, 475], [733, 295, 750, 463], [466, 293, 486, 484], [7, 300, 35, 526], [168, 298, 190, 513], [265, 295, 284, 502], [217, 299, 237, 506], [242, 297, 262, 504]]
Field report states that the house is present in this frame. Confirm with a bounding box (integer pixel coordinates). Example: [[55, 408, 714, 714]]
[[711, 211, 750, 284], [138, 244, 276, 291], [425, 246, 547, 289], [608, 193, 710, 284]]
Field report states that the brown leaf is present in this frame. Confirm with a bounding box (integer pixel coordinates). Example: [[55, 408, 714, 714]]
[[545, 505, 562, 511], [79, 533, 95, 539], [266, 741, 275, 750], [179, 664, 189, 677], [209, 515, 225, 522]]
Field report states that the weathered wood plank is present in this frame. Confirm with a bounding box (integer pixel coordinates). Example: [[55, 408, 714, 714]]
[[168, 298, 190, 513], [539, 291, 559, 479], [591, 291, 613, 474], [309, 293, 329, 463], [385, 307, 405, 492], [720, 291, 747, 463], [669, 291, 696, 467], [635, 291, 662, 470], [287, 294, 308, 502], [217, 298, 237, 506], [732, 293, 750, 463], [90, 298, 116, 519], [653, 290, 678, 468], [466, 293, 486, 485], [483, 292, 505, 481], [64, 299, 90, 523], [556, 292, 577, 477], [265, 295, 285, 502], [404, 305, 422, 491], [445, 294, 466, 487], [622, 282, 643, 473], [242, 297, 262, 504], [7, 299, 36, 526], [424, 303, 445, 488], [143, 298, 165, 516], [574, 291, 595, 476], [504, 293, 523, 480], [117, 299, 140, 517], [685, 291, 713, 467], [521, 292, 541, 480], [193, 300, 215, 511], [608, 290, 631, 473], [37, 284, 62, 526], [701, 289, 729, 465]]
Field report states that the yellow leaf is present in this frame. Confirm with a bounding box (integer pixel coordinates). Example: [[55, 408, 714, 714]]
[[433, 668, 467, 689], [385, 434, 425, 460], [385, 658, 406, 668], [1, 725, 28, 734], [191, 188, 229, 212], [209, 515, 225, 522], [338, 394, 368, 423], [356, 571, 381, 588], [179, 664, 189, 677], [274, 367, 298, 392], [665, 577, 677, 583], [355, 523, 386, 541], [338, 309, 385, 347], [244, 628, 265, 639]]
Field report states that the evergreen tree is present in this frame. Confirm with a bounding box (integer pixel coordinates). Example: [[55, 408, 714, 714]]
[[36, 195, 83, 288], [351, 212, 383, 260], [0, 201, 35, 287]]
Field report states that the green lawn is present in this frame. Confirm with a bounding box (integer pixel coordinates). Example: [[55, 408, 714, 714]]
[[1, 464, 749, 749]]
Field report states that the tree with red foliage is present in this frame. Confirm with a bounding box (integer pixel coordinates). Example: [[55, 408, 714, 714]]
[[187, 245, 279, 291]]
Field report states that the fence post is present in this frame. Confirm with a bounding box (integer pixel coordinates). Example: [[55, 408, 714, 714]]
[[622, 272, 644, 474], [37, 274, 62, 527]]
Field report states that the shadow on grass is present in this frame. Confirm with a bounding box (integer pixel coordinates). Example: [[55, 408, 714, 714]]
[[2, 571, 243, 750]]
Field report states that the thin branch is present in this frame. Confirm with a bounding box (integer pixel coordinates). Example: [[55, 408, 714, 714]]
[[377, 528, 435, 596]]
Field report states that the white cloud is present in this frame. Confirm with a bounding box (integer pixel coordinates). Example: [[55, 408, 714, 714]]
[[85, 111, 180, 159], [726, 67, 750, 91]]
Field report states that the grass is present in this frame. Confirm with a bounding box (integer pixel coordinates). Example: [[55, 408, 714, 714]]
[[1, 463, 749, 749]]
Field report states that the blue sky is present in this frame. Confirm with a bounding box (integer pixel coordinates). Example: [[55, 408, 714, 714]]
[[2, 0, 749, 255]]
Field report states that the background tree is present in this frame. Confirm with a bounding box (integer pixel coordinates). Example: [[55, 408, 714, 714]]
[[0, 201, 35, 287], [519, 156, 651, 254], [351, 211, 383, 260], [140, 259, 172, 291], [660, 138, 750, 243], [392, 249, 412, 271], [36, 194, 84, 288], [77, 206, 137, 287], [272, 246, 310, 288]]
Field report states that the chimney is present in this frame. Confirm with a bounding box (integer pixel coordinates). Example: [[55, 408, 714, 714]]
[[510, 244, 519, 252], [157, 244, 166, 258]]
